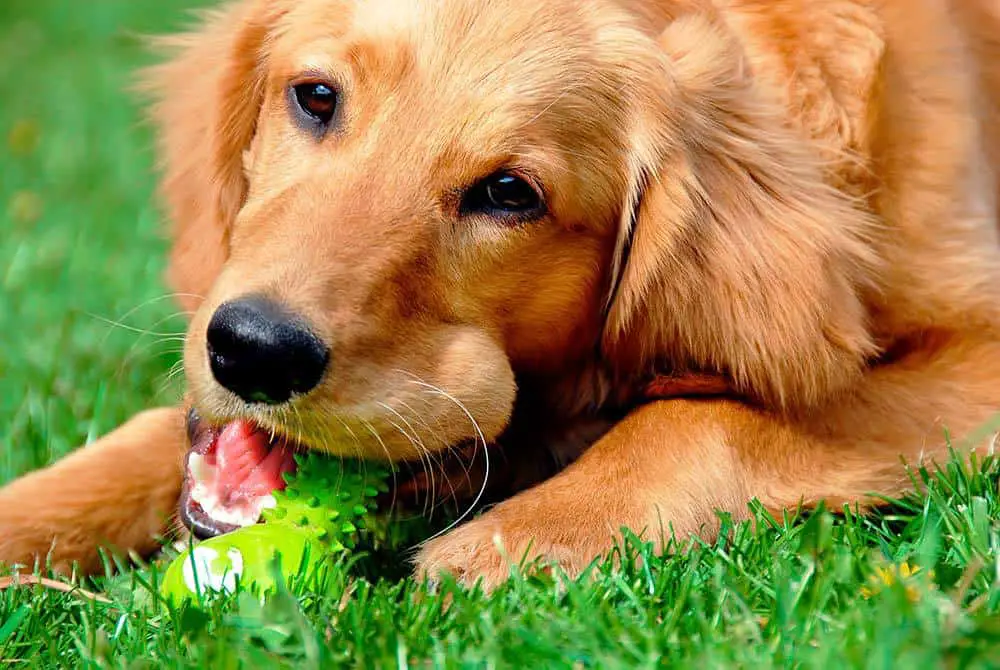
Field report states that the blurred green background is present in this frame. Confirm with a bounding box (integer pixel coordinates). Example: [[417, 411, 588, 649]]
[[0, 0, 211, 483]]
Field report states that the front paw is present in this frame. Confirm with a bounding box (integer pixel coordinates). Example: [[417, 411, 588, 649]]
[[413, 501, 616, 592]]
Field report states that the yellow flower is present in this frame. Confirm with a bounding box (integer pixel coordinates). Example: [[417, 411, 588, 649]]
[[860, 562, 935, 601], [8, 191, 43, 226], [8, 119, 40, 156]]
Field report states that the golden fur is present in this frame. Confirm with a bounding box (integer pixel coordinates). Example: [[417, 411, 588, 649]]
[[2, 0, 1000, 589]]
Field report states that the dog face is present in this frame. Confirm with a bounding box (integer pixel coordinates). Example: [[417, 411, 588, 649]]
[[180, 0, 653, 462]]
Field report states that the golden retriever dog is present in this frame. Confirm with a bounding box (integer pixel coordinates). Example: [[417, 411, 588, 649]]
[[2, 0, 1000, 591]]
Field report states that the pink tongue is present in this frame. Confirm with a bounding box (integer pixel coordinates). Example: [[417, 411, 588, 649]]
[[215, 420, 297, 505]]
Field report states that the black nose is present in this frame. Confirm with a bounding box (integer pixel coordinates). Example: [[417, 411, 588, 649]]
[[206, 296, 329, 404]]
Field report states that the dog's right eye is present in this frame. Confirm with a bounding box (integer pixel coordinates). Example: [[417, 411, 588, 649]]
[[291, 82, 338, 129]]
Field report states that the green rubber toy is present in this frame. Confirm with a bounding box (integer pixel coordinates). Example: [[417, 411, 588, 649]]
[[160, 453, 388, 606]]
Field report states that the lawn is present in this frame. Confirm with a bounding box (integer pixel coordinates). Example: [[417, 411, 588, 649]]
[[2, 2, 1000, 668]]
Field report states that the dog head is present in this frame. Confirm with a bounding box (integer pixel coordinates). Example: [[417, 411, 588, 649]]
[[148, 0, 877, 533]]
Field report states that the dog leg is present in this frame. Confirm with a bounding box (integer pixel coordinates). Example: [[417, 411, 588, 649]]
[[415, 335, 1000, 591], [0, 407, 187, 575]]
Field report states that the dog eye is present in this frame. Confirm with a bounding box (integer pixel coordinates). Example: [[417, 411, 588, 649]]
[[292, 82, 338, 126], [460, 172, 545, 221]]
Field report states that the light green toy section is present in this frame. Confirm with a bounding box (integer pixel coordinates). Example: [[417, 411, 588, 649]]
[[160, 453, 388, 607]]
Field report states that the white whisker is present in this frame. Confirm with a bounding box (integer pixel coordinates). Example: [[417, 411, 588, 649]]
[[85, 312, 187, 339], [395, 400, 465, 511], [405, 379, 491, 545], [101, 292, 201, 330], [359, 418, 400, 513], [378, 401, 444, 514], [378, 409, 436, 516]]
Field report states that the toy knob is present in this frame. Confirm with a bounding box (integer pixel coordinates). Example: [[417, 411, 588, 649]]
[[159, 525, 320, 606]]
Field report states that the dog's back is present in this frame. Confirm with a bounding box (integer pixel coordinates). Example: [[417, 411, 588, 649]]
[[947, 0, 1000, 208]]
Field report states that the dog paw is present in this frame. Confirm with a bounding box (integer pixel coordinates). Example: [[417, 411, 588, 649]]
[[413, 501, 613, 592]]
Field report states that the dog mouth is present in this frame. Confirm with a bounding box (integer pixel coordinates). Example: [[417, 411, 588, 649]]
[[180, 411, 300, 539], [180, 408, 508, 541]]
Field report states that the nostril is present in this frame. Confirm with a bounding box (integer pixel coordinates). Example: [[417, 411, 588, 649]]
[[206, 296, 330, 405]]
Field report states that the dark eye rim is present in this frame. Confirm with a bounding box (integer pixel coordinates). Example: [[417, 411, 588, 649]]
[[458, 170, 548, 223], [288, 79, 340, 134]]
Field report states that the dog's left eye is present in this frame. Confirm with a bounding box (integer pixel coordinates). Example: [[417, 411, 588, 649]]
[[292, 82, 338, 127], [460, 171, 545, 221]]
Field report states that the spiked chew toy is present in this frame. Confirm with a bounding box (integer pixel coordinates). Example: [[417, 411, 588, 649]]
[[160, 452, 388, 606]]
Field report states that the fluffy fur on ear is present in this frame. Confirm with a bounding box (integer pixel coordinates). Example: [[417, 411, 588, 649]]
[[142, 0, 288, 313], [605, 13, 883, 412]]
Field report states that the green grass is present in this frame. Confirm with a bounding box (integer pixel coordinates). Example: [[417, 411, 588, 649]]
[[2, 2, 1000, 668]]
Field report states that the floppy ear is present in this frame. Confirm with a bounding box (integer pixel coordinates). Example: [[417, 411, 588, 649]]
[[604, 14, 883, 412], [143, 0, 288, 314]]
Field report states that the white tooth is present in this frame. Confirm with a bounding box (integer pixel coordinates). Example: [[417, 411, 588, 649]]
[[187, 452, 272, 528], [188, 453, 210, 481]]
